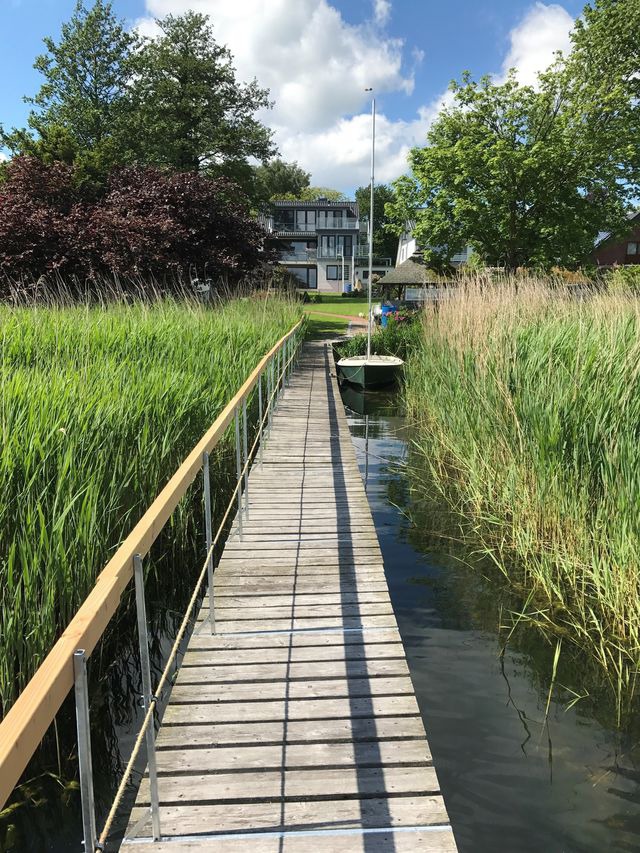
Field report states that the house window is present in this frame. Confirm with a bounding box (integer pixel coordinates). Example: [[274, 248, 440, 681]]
[[326, 265, 339, 280], [362, 270, 369, 279], [296, 210, 316, 231], [275, 209, 294, 230], [319, 235, 352, 258], [285, 266, 317, 289], [628, 242, 638, 255]]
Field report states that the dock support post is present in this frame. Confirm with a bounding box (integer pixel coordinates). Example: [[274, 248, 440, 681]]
[[258, 372, 264, 467], [73, 650, 97, 853], [234, 409, 243, 539], [133, 555, 161, 841], [203, 452, 215, 633], [242, 397, 249, 518]]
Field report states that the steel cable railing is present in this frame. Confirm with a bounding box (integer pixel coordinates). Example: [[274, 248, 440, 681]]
[[93, 324, 301, 850]]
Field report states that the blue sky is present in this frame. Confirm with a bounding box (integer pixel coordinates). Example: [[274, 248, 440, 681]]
[[1, 0, 586, 191]]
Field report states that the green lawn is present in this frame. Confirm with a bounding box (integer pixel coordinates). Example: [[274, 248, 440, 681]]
[[305, 315, 350, 339], [302, 294, 368, 317]]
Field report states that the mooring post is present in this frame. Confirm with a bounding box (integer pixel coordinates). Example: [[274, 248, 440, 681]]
[[132, 555, 161, 840], [242, 396, 249, 518], [234, 408, 243, 539], [202, 452, 215, 633], [73, 650, 97, 853]]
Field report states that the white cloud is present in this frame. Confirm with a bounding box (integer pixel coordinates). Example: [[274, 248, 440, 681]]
[[136, 1, 576, 191], [137, 0, 423, 188], [139, 0, 413, 132], [501, 2, 574, 86], [373, 0, 391, 26]]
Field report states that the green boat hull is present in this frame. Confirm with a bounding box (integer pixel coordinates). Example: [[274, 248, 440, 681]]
[[337, 357, 403, 389]]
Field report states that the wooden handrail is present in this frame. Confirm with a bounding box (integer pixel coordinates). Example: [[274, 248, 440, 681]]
[[0, 318, 303, 809]]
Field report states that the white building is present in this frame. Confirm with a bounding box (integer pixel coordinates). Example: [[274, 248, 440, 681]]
[[264, 198, 392, 293]]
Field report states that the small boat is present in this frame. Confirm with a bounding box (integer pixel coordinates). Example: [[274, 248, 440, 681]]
[[336, 94, 405, 390], [337, 353, 403, 389]]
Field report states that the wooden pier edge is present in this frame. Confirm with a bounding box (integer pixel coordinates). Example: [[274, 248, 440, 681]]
[[120, 340, 458, 852]]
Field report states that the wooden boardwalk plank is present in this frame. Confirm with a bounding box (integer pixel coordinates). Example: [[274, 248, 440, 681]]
[[120, 341, 456, 852]]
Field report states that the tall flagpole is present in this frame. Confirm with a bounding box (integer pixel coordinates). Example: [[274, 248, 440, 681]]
[[366, 91, 375, 360]]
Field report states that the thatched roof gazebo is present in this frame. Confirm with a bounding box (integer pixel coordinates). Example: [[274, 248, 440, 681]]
[[375, 254, 439, 299]]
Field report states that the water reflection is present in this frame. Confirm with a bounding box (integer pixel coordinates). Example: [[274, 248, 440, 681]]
[[340, 384, 640, 853]]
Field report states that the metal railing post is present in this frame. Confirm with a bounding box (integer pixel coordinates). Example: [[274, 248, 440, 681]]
[[258, 372, 264, 467], [284, 341, 288, 386], [242, 396, 249, 518], [203, 453, 215, 633], [73, 650, 97, 853], [234, 408, 243, 539], [133, 555, 161, 841], [277, 347, 282, 400], [267, 357, 273, 437]]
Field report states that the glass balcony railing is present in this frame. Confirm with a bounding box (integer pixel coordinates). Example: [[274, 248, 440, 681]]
[[279, 249, 317, 262], [317, 219, 360, 230], [273, 219, 361, 232], [273, 222, 316, 232]]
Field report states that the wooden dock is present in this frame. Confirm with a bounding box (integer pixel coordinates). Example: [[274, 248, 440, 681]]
[[121, 341, 457, 852]]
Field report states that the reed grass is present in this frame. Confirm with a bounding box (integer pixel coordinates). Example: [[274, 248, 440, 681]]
[[0, 295, 301, 713], [404, 275, 640, 717]]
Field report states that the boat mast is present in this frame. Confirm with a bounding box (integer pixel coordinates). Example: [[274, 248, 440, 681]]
[[366, 92, 375, 361]]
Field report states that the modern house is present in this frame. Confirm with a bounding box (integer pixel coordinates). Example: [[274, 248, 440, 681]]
[[593, 211, 640, 267], [263, 198, 392, 292], [396, 224, 473, 268]]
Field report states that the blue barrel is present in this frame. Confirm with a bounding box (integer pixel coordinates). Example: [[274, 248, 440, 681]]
[[380, 303, 398, 327], [343, 282, 352, 294]]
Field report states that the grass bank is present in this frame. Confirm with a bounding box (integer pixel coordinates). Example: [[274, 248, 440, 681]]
[[404, 277, 640, 717], [0, 296, 301, 713]]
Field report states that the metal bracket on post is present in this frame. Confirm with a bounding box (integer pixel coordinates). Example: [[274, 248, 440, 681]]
[[234, 408, 243, 539], [258, 372, 264, 467], [202, 453, 215, 633], [242, 397, 249, 518], [133, 555, 161, 841], [73, 649, 97, 853]]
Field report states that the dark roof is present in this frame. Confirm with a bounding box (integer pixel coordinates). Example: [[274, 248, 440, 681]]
[[272, 199, 357, 211], [595, 210, 640, 247], [377, 256, 429, 285]]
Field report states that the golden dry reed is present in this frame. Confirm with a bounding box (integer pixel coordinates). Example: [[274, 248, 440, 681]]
[[405, 274, 640, 720]]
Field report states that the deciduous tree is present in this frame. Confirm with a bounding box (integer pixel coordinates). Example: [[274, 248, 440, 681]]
[[355, 184, 398, 261], [254, 159, 311, 202]]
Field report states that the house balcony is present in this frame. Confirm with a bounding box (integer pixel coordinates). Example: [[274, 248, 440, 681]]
[[279, 249, 317, 262], [316, 220, 360, 231]]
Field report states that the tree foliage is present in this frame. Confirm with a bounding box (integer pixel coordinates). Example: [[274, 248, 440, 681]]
[[277, 186, 346, 202], [387, 0, 640, 270], [131, 12, 275, 175], [1, 3, 276, 199], [0, 157, 273, 283], [254, 159, 311, 202], [355, 183, 397, 261], [1, 1, 137, 178]]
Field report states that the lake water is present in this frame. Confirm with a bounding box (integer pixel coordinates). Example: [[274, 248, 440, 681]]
[[6, 384, 640, 853], [341, 386, 640, 853]]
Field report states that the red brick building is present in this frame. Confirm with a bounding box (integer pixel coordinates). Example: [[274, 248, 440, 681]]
[[593, 211, 640, 267]]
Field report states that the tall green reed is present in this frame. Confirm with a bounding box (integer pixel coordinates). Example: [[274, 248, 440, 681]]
[[404, 276, 640, 719], [0, 296, 301, 713]]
